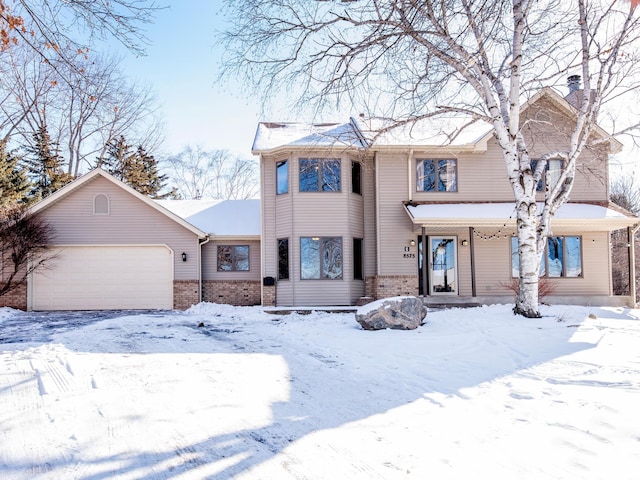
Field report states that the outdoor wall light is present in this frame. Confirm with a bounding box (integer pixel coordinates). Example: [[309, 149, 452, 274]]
[[461, 239, 469, 246], [181, 252, 187, 262], [410, 239, 416, 247]]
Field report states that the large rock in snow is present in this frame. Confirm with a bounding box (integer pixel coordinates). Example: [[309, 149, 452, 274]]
[[355, 296, 427, 330]]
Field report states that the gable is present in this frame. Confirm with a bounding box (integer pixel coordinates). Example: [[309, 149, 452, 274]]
[[30, 169, 206, 239], [35, 175, 204, 245]]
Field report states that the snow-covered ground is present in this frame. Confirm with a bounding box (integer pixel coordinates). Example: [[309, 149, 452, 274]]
[[0, 303, 639, 479]]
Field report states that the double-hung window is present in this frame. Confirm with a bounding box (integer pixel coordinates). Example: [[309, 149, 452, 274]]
[[416, 159, 457, 192], [217, 245, 250, 271], [511, 236, 582, 278], [299, 158, 341, 192], [300, 237, 343, 279]]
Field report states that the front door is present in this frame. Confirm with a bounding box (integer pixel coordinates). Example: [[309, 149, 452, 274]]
[[429, 237, 457, 295]]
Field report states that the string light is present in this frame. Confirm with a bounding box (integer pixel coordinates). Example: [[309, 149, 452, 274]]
[[473, 207, 517, 240]]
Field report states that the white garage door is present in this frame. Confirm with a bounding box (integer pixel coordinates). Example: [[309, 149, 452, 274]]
[[32, 245, 174, 310]]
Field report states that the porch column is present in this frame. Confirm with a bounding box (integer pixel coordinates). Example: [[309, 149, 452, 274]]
[[469, 226, 477, 297], [629, 226, 636, 306], [421, 226, 428, 296]]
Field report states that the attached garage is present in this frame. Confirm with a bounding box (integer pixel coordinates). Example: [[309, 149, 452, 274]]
[[31, 245, 174, 311]]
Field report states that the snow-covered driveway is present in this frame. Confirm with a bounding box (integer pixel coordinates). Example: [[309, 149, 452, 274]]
[[0, 303, 639, 479]]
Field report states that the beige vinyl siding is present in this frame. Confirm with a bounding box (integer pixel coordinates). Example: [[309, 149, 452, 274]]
[[363, 155, 378, 278], [522, 97, 608, 202], [473, 237, 514, 295], [349, 166, 366, 303], [412, 144, 515, 203], [376, 153, 420, 276], [472, 231, 611, 296], [260, 153, 366, 305], [546, 231, 611, 296], [291, 154, 352, 305], [36, 176, 200, 281], [274, 193, 294, 306], [202, 240, 261, 281]]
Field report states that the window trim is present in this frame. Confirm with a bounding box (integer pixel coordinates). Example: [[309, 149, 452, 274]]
[[277, 238, 289, 280], [416, 158, 458, 192], [217, 245, 250, 272], [300, 236, 343, 280], [531, 157, 564, 192], [93, 193, 110, 215], [299, 158, 342, 193], [511, 236, 583, 278], [276, 160, 288, 195], [351, 160, 362, 195], [353, 238, 363, 280]]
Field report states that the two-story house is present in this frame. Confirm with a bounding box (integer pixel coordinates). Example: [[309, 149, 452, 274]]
[[253, 86, 638, 308]]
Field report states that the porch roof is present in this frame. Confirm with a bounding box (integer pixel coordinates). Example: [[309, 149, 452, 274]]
[[404, 202, 638, 232]]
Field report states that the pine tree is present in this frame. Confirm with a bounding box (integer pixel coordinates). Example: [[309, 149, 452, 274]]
[[22, 125, 73, 201], [98, 137, 174, 199], [97, 135, 134, 181], [0, 141, 31, 207]]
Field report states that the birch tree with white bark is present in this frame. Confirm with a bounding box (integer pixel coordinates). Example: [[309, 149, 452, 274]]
[[221, 0, 640, 317]]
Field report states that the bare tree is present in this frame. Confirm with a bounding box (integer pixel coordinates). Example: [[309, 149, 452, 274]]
[[163, 146, 259, 200], [221, 0, 640, 317], [0, 203, 55, 299], [610, 174, 640, 298], [0, 0, 161, 71], [0, 45, 164, 175]]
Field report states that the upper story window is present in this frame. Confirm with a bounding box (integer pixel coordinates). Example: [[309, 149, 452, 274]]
[[93, 194, 110, 215], [352, 161, 362, 195], [511, 236, 582, 278], [417, 159, 457, 192], [531, 158, 563, 192], [299, 158, 341, 192], [217, 245, 250, 271], [276, 160, 288, 195], [300, 236, 343, 279]]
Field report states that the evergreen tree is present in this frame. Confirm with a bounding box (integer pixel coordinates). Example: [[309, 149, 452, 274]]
[[97, 135, 134, 181], [0, 141, 31, 207], [22, 125, 73, 201], [98, 137, 174, 199]]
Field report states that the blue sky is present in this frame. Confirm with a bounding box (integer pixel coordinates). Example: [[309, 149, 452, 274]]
[[116, 1, 263, 158]]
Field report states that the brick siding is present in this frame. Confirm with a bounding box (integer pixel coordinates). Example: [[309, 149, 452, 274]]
[[202, 280, 261, 306], [0, 282, 27, 310], [173, 280, 200, 310], [262, 285, 276, 307], [366, 275, 419, 300]]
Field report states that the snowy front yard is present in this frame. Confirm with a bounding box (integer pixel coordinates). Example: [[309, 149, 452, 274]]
[[0, 303, 639, 479]]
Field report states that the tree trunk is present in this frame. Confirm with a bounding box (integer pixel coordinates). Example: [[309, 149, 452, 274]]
[[513, 198, 542, 318]]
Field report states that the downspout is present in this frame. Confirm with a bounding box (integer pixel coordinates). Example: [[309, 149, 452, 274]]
[[198, 235, 211, 303], [407, 149, 414, 202], [629, 224, 640, 307], [375, 151, 381, 276], [421, 226, 428, 296], [469, 227, 477, 297]]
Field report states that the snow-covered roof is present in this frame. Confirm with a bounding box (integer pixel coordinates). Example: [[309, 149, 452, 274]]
[[157, 199, 261, 237], [252, 117, 492, 153], [252, 121, 367, 152], [405, 202, 638, 231], [352, 116, 493, 149]]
